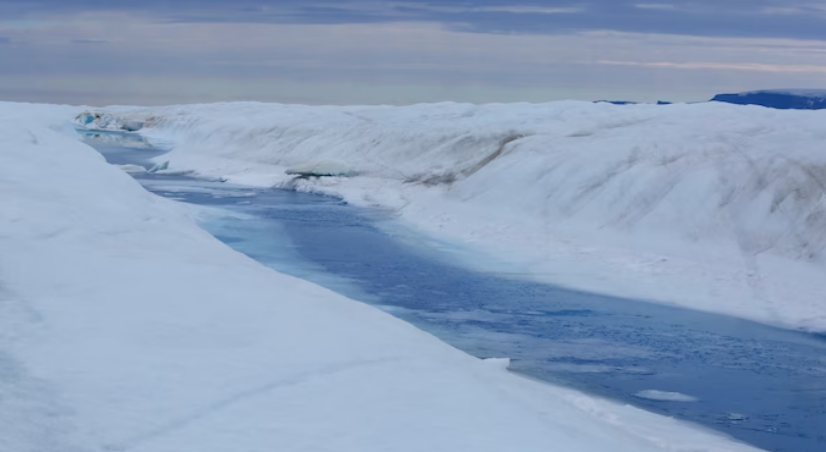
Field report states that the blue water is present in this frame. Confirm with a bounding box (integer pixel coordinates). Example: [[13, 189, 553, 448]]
[[86, 134, 826, 452]]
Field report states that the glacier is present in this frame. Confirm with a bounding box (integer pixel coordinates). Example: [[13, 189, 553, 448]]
[[75, 101, 826, 332], [0, 101, 766, 451]]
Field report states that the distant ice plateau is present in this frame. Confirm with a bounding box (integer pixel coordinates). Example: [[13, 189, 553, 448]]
[[600, 89, 826, 110], [711, 90, 826, 110]]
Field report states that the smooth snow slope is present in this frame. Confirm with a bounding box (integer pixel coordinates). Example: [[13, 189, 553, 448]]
[[1, 103, 762, 451], [80, 101, 826, 332]]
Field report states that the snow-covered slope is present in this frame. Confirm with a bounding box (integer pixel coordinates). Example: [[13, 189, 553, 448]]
[[1, 103, 761, 451], [712, 90, 826, 110], [78, 101, 826, 332]]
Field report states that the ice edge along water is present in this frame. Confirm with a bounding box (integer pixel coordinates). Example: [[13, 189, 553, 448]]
[[77, 101, 826, 333], [129, 162, 824, 452], [0, 102, 766, 451]]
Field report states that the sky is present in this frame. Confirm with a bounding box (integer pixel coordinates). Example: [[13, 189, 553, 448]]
[[2, 0, 826, 105]]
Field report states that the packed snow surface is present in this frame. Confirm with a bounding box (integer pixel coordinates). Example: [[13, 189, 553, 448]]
[[77, 101, 826, 332], [1, 102, 763, 451]]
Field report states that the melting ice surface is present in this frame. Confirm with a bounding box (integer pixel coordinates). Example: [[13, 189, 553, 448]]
[[86, 133, 826, 452]]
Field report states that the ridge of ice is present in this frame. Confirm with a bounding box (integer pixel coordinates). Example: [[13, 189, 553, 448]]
[[286, 159, 356, 177]]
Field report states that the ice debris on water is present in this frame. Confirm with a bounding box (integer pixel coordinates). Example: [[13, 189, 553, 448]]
[[148, 161, 170, 173], [116, 164, 146, 174], [634, 390, 699, 402]]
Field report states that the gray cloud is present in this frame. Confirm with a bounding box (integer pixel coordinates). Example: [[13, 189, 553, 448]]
[[2, 1, 826, 40], [1, 1, 826, 106], [71, 39, 107, 44], [0, 36, 10, 44]]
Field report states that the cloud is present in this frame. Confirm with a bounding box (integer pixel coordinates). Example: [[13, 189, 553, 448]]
[[0, 36, 10, 44], [635, 4, 679, 10], [4, 11, 826, 106], [3, 3, 826, 105], [71, 39, 107, 44], [598, 59, 826, 74], [760, 5, 826, 15], [408, 4, 584, 15], [2, 0, 826, 40]]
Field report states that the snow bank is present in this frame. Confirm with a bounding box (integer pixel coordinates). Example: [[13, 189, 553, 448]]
[[82, 101, 826, 332], [2, 102, 760, 452]]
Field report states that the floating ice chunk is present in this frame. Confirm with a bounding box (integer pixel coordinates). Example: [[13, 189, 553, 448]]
[[153, 169, 194, 177], [634, 390, 699, 402], [116, 164, 146, 174], [210, 191, 256, 199], [286, 160, 356, 177], [146, 161, 193, 176], [148, 161, 170, 173], [120, 119, 145, 132]]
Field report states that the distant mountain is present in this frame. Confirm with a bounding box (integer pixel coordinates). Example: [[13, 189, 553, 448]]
[[711, 90, 826, 110], [594, 100, 637, 105], [594, 100, 672, 105]]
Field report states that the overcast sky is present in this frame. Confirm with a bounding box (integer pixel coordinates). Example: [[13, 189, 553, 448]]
[[2, 0, 826, 105]]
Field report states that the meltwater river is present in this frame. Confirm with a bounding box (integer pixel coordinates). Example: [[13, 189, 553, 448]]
[[86, 132, 825, 452]]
